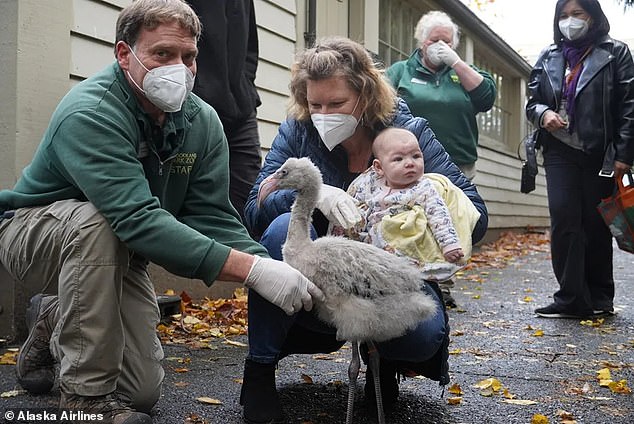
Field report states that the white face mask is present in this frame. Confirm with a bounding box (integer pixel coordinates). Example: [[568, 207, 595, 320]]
[[559, 17, 589, 41], [126, 45, 195, 112], [424, 42, 444, 67], [311, 98, 361, 151]]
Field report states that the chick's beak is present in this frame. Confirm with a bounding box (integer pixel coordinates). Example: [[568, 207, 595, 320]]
[[257, 174, 279, 208]]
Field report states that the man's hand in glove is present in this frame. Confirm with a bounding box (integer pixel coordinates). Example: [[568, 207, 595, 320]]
[[244, 256, 325, 315]]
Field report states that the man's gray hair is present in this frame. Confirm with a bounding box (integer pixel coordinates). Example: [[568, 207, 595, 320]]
[[115, 0, 202, 54]]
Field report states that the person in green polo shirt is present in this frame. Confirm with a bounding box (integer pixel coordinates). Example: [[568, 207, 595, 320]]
[[386, 10, 496, 308], [386, 10, 496, 182]]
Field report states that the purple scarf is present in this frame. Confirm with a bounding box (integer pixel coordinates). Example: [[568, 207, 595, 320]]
[[562, 41, 593, 133]]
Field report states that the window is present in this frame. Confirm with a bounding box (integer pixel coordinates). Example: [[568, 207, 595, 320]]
[[378, 0, 424, 65], [474, 56, 508, 144]]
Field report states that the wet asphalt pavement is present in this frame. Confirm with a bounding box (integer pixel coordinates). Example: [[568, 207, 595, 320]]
[[1, 241, 633, 423]]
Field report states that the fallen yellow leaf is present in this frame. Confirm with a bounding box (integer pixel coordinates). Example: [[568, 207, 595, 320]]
[[531, 414, 549, 424], [0, 351, 18, 365], [532, 329, 544, 337], [599, 379, 612, 387], [503, 399, 538, 405], [1, 389, 26, 398], [447, 396, 462, 405], [448, 383, 463, 395], [183, 316, 202, 325], [449, 349, 462, 355], [580, 318, 604, 327], [503, 388, 516, 399], [608, 379, 632, 394], [312, 354, 333, 360], [196, 397, 222, 405], [557, 410, 577, 424], [474, 377, 502, 392], [597, 368, 612, 380], [224, 339, 247, 347]]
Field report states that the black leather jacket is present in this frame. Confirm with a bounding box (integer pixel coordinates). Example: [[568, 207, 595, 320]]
[[526, 36, 634, 173]]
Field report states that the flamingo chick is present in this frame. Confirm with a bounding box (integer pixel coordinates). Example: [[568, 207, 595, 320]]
[[257, 157, 438, 424]]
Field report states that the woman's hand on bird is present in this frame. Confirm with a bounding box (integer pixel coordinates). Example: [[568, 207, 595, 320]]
[[316, 184, 363, 229], [243, 256, 325, 315], [541, 110, 567, 132]]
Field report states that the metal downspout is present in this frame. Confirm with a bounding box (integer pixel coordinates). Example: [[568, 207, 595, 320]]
[[304, 0, 316, 47]]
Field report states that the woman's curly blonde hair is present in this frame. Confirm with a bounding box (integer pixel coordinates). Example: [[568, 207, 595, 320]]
[[289, 37, 396, 128]]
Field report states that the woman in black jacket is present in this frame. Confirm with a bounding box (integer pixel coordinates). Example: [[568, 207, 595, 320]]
[[526, 0, 634, 319]]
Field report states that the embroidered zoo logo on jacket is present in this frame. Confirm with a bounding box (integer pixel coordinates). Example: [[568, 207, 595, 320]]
[[171, 152, 197, 175]]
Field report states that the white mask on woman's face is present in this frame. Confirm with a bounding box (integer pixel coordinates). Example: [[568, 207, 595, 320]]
[[559, 17, 589, 41], [311, 98, 361, 151], [126, 45, 195, 112], [424, 42, 444, 67]]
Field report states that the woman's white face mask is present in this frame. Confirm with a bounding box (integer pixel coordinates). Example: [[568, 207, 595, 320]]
[[424, 42, 445, 67], [311, 97, 361, 151], [559, 16, 589, 41], [126, 45, 195, 112]]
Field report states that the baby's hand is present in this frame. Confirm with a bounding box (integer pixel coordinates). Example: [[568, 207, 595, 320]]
[[444, 248, 464, 263]]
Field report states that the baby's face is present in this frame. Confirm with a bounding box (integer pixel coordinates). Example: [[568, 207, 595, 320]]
[[376, 138, 424, 189]]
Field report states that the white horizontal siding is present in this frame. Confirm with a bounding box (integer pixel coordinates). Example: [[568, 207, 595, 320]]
[[255, 0, 298, 151], [260, 0, 296, 14], [70, 35, 115, 79], [258, 29, 296, 68], [72, 0, 120, 44], [254, 0, 296, 41], [257, 61, 291, 96], [476, 146, 549, 229], [257, 121, 282, 153]]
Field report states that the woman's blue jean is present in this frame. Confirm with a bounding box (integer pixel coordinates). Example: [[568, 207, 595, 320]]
[[247, 213, 447, 365]]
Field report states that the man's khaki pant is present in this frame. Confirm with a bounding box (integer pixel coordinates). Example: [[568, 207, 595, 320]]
[[0, 200, 164, 412]]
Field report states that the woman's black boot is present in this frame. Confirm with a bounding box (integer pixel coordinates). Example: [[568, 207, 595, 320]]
[[240, 359, 283, 423]]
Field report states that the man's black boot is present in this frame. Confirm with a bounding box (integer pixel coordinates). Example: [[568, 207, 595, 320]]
[[240, 359, 283, 423]]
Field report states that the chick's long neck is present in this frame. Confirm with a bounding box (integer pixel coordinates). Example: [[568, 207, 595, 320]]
[[285, 186, 319, 255]]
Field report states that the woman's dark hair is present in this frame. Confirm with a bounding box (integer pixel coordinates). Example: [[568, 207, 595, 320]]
[[553, 0, 610, 46]]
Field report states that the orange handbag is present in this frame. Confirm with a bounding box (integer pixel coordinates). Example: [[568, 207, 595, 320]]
[[597, 172, 634, 254]]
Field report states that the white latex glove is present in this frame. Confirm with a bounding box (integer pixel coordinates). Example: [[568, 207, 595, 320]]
[[436, 41, 461, 67], [316, 184, 362, 229], [244, 256, 325, 315]]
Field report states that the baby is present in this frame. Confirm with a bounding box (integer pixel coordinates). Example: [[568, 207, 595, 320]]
[[338, 127, 480, 281]]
